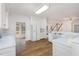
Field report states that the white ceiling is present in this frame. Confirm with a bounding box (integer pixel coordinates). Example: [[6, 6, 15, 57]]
[[5, 3, 79, 20]]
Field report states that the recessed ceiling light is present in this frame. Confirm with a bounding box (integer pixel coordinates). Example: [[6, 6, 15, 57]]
[[35, 5, 48, 15]]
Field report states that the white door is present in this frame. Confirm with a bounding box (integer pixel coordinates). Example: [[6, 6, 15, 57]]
[[36, 24, 40, 40], [31, 24, 40, 41], [31, 24, 37, 41]]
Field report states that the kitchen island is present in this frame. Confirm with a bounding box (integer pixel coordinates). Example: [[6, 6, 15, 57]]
[[48, 32, 79, 56], [0, 35, 16, 56]]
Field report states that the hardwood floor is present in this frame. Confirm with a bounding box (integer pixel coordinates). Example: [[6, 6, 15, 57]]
[[16, 39, 52, 56]]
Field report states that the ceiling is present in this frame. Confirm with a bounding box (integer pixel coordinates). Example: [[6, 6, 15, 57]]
[[5, 3, 79, 20]]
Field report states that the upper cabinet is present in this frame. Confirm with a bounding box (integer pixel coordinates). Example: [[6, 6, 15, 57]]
[[0, 3, 8, 29], [0, 4, 2, 28]]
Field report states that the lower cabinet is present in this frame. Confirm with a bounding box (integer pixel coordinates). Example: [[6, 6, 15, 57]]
[[72, 42, 79, 56], [53, 43, 72, 56], [53, 41, 79, 56], [0, 46, 16, 56]]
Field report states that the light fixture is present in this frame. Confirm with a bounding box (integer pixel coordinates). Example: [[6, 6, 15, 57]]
[[35, 5, 48, 14]]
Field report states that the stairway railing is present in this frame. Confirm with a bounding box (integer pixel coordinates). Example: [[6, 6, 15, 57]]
[[57, 23, 62, 31], [51, 23, 62, 32]]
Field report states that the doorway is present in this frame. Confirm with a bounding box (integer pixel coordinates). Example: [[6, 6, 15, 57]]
[[16, 22, 26, 53], [16, 22, 26, 39]]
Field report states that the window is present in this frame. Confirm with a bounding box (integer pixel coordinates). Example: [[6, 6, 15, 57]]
[[74, 24, 79, 33]]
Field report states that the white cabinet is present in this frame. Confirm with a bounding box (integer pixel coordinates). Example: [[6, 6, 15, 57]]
[[0, 4, 2, 28], [53, 42, 72, 56], [0, 35, 16, 56], [0, 46, 16, 56], [0, 3, 8, 29], [72, 42, 79, 56]]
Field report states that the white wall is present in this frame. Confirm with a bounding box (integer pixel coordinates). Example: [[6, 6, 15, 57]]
[[62, 20, 72, 32], [8, 13, 47, 41], [31, 16, 47, 41], [48, 19, 72, 32], [8, 13, 31, 41]]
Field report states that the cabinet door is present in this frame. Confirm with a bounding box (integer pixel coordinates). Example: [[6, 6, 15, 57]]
[[0, 46, 16, 56], [2, 13, 8, 29], [72, 43, 79, 56], [1, 4, 8, 29], [0, 3, 2, 28]]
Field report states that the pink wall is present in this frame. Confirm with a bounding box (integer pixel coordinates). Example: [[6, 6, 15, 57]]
[[48, 19, 72, 32], [48, 17, 79, 32]]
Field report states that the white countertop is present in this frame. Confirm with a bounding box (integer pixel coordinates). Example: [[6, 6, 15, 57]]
[[52, 37, 79, 47], [48, 32, 79, 44]]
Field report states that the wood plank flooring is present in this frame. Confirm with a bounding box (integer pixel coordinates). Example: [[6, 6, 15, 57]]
[[16, 39, 52, 56]]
